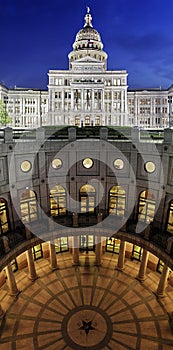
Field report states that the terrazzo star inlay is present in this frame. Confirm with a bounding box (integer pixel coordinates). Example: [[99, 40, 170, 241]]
[[62, 305, 113, 349]]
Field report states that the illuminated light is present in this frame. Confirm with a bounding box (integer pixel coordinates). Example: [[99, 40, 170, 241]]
[[20, 160, 32, 173], [82, 158, 93, 169], [144, 161, 156, 173], [113, 159, 124, 170], [51, 158, 62, 169]]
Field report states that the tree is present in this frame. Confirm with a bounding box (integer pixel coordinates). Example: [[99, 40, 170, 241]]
[[0, 100, 12, 126]]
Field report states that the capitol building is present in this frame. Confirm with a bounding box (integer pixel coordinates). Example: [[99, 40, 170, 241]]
[[0, 8, 173, 129]]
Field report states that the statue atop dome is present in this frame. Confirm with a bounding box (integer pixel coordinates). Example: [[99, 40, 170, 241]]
[[84, 7, 93, 27]]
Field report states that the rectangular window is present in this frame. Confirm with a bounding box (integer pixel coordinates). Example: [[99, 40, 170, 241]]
[[155, 98, 161, 105], [128, 99, 134, 105], [32, 244, 43, 260], [75, 117, 80, 126], [106, 238, 120, 254], [162, 107, 167, 114], [55, 237, 69, 253], [55, 92, 61, 99], [155, 107, 161, 114]]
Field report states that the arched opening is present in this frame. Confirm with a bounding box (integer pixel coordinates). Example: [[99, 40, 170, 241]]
[[138, 190, 155, 223], [80, 184, 96, 214], [108, 185, 126, 216], [0, 198, 9, 235], [20, 189, 38, 223], [50, 185, 66, 217], [167, 199, 173, 234]]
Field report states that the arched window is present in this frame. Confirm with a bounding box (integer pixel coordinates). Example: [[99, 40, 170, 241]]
[[138, 190, 155, 223], [108, 186, 126, 216], [167, 200, 173, 233], [80, 184, 96, 214], [20, 189, 38, 223], [50, 185, 66, 216], [0, 198, 9, 235]]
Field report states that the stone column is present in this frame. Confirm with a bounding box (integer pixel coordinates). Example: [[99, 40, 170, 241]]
[[156, 264, 170, 297], [26, 249, 38, 281], [0, 304, 4, 319], [72, 235, 80, 266], [6, 264, 20, 296], [136, 249, 149, 282], [95, 236, 102, 266], [117, 240, 126, 271], [49, 242, 58, 270]]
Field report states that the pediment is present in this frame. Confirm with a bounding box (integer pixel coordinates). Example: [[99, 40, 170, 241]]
[[73, 56, 101, 64]]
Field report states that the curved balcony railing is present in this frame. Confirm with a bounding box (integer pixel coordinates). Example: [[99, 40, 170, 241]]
[[1, 213, 173, 271]]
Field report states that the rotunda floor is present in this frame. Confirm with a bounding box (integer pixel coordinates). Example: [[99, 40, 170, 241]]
[[0, 252, 173, 350]]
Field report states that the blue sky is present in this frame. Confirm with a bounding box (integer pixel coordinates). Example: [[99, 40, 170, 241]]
[[0, 0, 173, 89]]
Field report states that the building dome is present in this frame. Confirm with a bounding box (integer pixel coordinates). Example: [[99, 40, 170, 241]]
[[68, 7, 107, 69], [72, 8, 104, 51]]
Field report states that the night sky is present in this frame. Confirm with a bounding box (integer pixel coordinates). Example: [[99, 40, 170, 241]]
[[0, 0, 173, 90]]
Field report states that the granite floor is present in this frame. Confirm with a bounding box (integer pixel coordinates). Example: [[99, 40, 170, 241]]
[[0, 252, 173, 349]]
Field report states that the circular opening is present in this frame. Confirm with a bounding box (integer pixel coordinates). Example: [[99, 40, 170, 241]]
[[82, 158, 93, 169], [51, 158, 62, 169], [113, 159, 124, 170], [20, 160, 32, 173], [144, 161, 156, 173]]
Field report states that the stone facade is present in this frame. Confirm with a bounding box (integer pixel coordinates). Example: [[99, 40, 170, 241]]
[[0, 8, 173, 128]]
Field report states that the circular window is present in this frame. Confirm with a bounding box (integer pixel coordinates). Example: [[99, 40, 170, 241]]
[[113, 159, 124, 170], [82, 158, 93, 169], [20, 160, 32, 173], [144, 161, 155, 173], [51, 158, 62, 169]]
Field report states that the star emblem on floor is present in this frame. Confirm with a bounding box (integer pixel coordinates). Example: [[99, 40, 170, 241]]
[[79, 320, 96, 335]]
